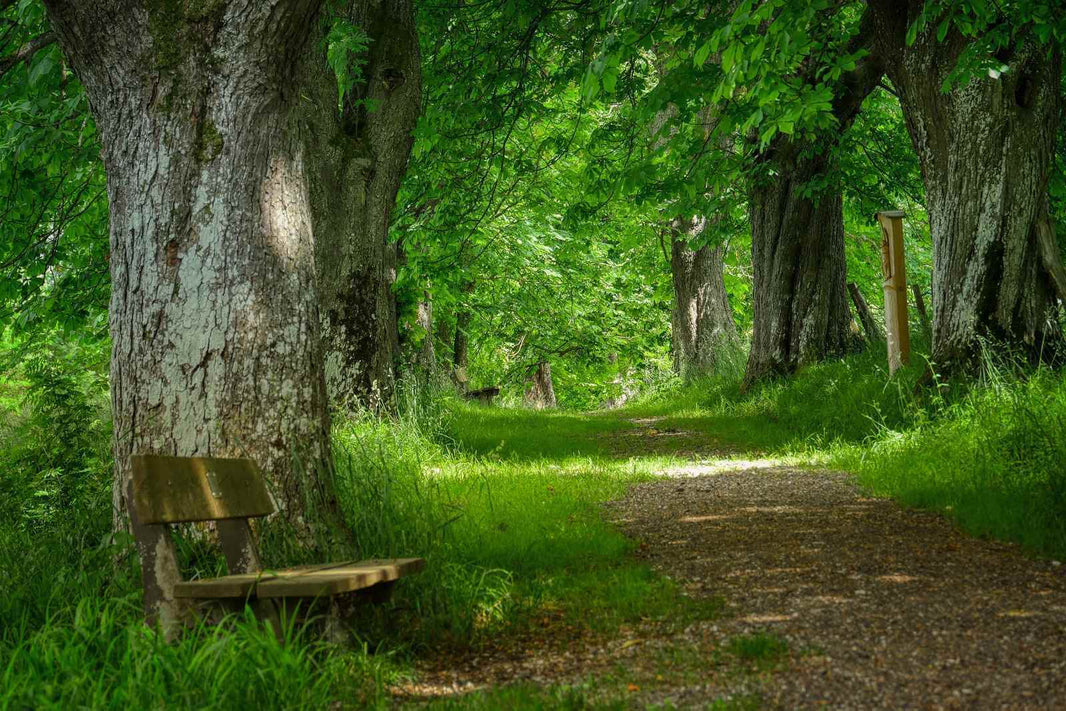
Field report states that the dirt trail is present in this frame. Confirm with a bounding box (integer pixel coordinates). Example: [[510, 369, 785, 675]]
[[411, 416, 1066, 708], [609, 462, 1066, 709]]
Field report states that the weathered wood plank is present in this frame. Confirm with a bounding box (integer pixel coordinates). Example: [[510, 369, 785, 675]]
[[131, 455, 275, 524], [173, 558, 425, 599]]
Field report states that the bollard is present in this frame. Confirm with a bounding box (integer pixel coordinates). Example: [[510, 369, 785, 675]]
[[876, 210, 910, 375]]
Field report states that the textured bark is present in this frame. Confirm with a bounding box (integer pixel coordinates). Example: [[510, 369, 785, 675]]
[[744, 149, 858, 386], [416, 291, 435, 373], [524, 361, 556, 409], [849, 282, 884, 344], [452, 280, 475, 391], [453, 309, 471, 390], [870, 1, 1065, 370], [43, 0, 333, 626], [742, 17, 884, 387], [670, 217, 738, 380], [306, 0, 421, 411]]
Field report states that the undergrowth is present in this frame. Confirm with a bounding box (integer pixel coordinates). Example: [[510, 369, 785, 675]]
[[0, 346, 710, 708], [5, 330, 1064, 708]]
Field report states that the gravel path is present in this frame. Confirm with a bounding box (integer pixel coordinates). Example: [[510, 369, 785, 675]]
[[607, 464, 1066, 709]]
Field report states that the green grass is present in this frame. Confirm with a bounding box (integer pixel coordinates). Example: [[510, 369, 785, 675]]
[[6, 339, 1065, 708], [443, 404, 633, 460], [723, 632, 790, 671], [0, 385, 720, 708]]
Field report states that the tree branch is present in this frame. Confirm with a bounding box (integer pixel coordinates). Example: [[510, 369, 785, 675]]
[[0, 31, 55, 80]]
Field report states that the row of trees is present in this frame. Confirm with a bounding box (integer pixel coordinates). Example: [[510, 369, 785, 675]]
[[2, 0, 1064, 614], [580, 0, 1065, 387]]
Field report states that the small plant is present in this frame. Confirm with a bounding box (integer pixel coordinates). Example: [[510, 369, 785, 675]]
[[724, 632, 789, 670]]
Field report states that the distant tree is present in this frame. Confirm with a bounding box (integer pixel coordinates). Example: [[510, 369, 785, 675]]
[[669, 219, 739, 380]]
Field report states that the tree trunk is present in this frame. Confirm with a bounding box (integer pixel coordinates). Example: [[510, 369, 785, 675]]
[[670, 217, 738, 380], [848, 282, 884, 344], [525, 361, 556, 409], [307, 0, 421, 411], [43, 0, 333, 625], [416, 290, 435, 373], [453, 307, 471, 391], [744, 148, 858, 386], [870, 1, 1064, 371], [911, 283, 931, 339], [741, 19, 884, 388]]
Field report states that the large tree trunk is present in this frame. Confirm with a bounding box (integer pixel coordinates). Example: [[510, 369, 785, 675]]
[[307, 0, 421, 411], [870, 1, 1064, 371], [742, 19, 884, 388], [744, 148, 858, 386], [524, 361, 556, 409], [670, 217, 738, 380], [43, 0, 333, 624]]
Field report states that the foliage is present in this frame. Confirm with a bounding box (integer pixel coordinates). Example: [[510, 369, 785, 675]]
[[324, 16, 371, 107], [0, 1, 107, 339], [0, 381, 721, 707]]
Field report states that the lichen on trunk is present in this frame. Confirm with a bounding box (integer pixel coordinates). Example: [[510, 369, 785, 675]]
[[43, 0, 336, 625], [870, 1, 1065, 372], [670, 217, 739, 381]]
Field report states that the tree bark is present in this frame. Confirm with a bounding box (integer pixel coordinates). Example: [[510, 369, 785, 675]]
[[744, 149, 858, 386], [453, 307, 471, 392], [742, 17, 884, 388], [848, 282, 884, 344], [306, 0, 421, 411], [870, 1, 1065, 371], [911, 283, 931, 339], [524, 361, 556, 409], [416, 290, 435, 373], [43, 0, 333, 625], [670, 217, 738, 380]]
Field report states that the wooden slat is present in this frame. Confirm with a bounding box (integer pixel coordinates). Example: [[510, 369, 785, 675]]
[[131, 455, 275, 524], [173, 558, 425, 599]]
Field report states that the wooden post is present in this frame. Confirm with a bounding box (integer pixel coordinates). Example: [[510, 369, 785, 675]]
[[876, 210, 910, 374]]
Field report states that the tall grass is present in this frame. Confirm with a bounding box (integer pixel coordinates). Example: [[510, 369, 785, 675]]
[[1, 367, 715, 707]]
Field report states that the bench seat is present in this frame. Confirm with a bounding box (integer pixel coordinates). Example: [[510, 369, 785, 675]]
[[173, 558, 425, 599]]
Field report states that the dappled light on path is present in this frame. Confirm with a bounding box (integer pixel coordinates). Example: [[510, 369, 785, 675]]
[[607, 464, 1066, 708]]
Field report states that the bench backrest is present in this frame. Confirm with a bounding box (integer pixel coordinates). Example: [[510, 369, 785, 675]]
[[130, 455, 275, 524]]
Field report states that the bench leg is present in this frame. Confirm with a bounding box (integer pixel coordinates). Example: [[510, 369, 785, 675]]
[[126, 480, 189, 639]]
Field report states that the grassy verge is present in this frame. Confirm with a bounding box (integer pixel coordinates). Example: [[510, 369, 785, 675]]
[[7, 337, 1061, 708], [0, 378, 720, 708]]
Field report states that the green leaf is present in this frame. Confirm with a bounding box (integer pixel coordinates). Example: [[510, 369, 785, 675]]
[[936, 17, 950, 43], [694, 39, 713, 68]]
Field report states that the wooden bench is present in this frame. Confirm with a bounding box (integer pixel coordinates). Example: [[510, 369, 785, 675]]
[[128, 454, 424, 633]]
